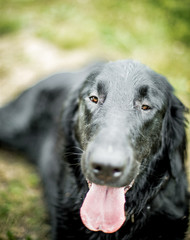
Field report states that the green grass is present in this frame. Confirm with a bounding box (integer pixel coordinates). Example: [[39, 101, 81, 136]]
[[1, 0, 190, 50], [0, 231, 34, 240], [0, 151, 49, 240], [1, 0, 190, 78], [0, 17, 21, 36]]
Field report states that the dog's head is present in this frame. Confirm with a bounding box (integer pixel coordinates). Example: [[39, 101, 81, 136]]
[[61, 60, 187, 233]]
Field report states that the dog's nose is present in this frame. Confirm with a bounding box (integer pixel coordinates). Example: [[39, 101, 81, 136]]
[[90, 151, 126, 184], [92, 162, 123, 181]]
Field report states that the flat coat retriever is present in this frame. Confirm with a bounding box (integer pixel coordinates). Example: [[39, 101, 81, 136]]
[[0, 60, 189, 240]]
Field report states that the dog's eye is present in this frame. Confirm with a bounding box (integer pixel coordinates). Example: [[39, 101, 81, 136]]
[[89, 96, 98, 104], [141, 105, 151, 111]]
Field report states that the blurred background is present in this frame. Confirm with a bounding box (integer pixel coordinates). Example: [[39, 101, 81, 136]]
[[0, 0, 189, 239]]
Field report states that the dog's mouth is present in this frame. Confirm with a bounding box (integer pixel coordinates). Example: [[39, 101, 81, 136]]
[[80, 179, 134, 233]]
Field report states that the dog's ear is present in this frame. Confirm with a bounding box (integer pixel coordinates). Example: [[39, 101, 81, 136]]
[[162, 92, 188, 178]]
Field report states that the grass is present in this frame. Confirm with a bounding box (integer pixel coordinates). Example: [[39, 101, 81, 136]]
[[0, 0, 189, 239], [0, 151, 49, 240], [0, 17, 21, 36]]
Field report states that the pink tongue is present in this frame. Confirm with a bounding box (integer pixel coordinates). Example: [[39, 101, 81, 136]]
[[80, 183, 126, 233]]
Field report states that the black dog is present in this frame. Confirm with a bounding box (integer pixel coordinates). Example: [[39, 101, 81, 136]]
[[0, 60, 189, 240]]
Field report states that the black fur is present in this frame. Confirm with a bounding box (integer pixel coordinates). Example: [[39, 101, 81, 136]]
[[0, 60, 189, 240]]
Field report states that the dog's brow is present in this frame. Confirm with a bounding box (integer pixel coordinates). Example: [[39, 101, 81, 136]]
[[97, 81, 107, 95], [138, 85, 149, 97]]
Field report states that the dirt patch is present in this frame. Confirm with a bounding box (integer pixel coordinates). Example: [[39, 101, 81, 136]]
[[0, 32, 94, 105]]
